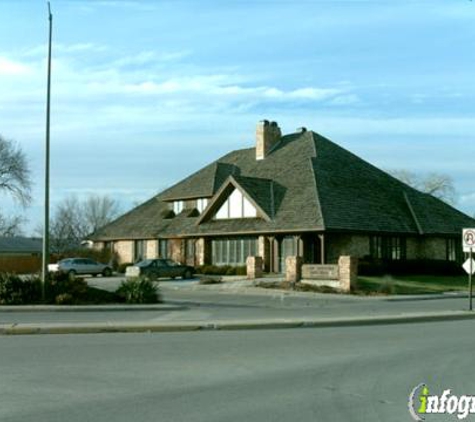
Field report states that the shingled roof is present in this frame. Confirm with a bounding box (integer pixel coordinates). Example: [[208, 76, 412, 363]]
[[0, 237, 42, 254], [92, 130, 475, 240]]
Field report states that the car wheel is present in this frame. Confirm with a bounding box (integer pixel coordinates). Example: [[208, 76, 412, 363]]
[[102, 268, 112, 277], [68, 270, 76, 281], [183, 269, 192, 279]]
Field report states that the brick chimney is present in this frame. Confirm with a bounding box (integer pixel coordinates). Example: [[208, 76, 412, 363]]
[[256, 120, 281, 161]]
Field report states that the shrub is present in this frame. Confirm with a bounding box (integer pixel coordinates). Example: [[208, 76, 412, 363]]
[[196, 265, 247, 276], [0, 271, 122, 305], [116, 277, 161, 304], [48, 273, 89, 304], [0, 273, 42, 305]]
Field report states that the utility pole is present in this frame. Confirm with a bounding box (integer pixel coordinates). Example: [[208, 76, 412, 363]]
[[41, 2, 53, 301]]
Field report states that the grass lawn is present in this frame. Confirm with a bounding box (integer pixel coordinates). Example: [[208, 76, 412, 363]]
[[355, 275, 469, 295]]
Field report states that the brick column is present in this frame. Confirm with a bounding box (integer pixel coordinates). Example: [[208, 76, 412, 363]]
[[286, 256, 303, 283], [338, 255, 358, 292], [195, 238, 205, 266], [247, 256, 263, 280]]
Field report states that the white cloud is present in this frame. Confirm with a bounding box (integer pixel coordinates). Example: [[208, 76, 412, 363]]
[[0, 56, 32, 76]]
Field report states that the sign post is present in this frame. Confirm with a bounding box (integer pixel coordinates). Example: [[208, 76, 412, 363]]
[[462, 229, 475, 311], [472, 253, 473, 312]]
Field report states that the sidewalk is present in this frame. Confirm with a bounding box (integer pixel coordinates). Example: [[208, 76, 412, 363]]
[[1, 309, 475, 335], [0, 275, 473, 335]]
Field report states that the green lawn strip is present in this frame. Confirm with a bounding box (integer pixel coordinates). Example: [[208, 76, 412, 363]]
[[356, 275, 468, 295]]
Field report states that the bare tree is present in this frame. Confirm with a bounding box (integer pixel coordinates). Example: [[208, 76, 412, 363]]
[[0, 135, 31, 205], [0, 135, 31, 237], [83, 194, 121, 233], [389, 169, 456, 205], [0, 215, 25, 237], [46, 194, 121, 253]]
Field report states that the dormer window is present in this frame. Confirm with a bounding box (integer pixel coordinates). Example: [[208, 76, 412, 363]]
[[197, 198, 208, 213], [173, 201, 184, 214], [215, 188, 257, 219]]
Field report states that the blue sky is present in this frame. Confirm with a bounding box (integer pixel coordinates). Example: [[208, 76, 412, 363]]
[[1, 0, 474, 233]]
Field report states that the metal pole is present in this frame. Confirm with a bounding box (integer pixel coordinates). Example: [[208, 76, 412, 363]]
[[41, 2, 52, 302], [470, 248, 473, 311]]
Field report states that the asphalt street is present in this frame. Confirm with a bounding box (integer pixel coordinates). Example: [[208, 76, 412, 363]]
[[0, 277, 471, 325], [1, 320, 474, 422]]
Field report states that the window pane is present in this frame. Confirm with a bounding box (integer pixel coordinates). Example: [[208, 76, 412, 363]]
[[229, 239, 236, 264], [243, 196, 257, 217], [229, 189, 243, 218], [215, 200, 229, 219]]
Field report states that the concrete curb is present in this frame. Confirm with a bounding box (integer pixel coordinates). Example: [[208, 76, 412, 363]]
[[1, 310, 475, 335], [162, 284, 469, 302], [0, 304, 186, 313]]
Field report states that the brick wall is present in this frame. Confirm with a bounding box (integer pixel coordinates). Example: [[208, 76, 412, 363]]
[[145, 240, 158, 259], [288, 255, 358, 292], [113, 241, 134, 264], [326, 235, 369, 263]]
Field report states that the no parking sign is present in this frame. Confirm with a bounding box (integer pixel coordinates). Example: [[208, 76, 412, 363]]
[[463, 229, 475, 311], [463, 228, 475, 253]]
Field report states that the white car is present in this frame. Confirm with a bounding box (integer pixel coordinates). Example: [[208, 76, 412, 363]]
[[48, 258, 113, 277]]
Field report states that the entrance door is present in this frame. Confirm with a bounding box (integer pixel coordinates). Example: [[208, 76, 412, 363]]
[[302, 234, 322, 264]]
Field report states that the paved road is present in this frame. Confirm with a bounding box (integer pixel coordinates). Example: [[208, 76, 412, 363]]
[[1, 320, 474, 422], [0, 277, 471, 325]]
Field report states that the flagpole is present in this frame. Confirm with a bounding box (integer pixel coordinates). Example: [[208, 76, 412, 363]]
[[41, 2, 52, 301]]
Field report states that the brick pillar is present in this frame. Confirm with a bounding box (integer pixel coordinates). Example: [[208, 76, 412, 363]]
[[338, 255, 358, 292], [286, 256, 303, 283], [195, 238, 205, 266], [247, 256, 263, 280]]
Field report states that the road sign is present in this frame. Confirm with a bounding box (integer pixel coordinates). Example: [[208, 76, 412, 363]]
[[463, 229, 475, 253], [463, 259, 475, 275]]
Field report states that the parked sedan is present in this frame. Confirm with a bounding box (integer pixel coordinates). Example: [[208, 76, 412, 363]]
[[125, 259, 194, 280], [48, 258, 113, 277]]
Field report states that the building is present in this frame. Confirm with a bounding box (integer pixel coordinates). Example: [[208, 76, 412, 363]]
[[91, 121, 475, 272], [0, 237, 42, 273]]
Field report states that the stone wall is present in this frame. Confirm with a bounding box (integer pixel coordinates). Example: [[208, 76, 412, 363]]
[[326, 234, 369, 263], [286, 256, 303, 283], [145, 240, 158, 259], [113, 241, 134, 264], [195, 238, 205, 266], [418, 237, 447, 260], [170, 239, 184, 264], [287, 255, 358, 292], [247, 256, 263, 279], [337, 256, 358, 292]]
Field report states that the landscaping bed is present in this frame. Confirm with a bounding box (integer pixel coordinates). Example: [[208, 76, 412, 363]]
[[255, 275, 468, 295], [0, 272, 161, 305]]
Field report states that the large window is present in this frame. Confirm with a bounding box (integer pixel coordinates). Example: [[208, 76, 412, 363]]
[[173, 201, 184, 214], [215, 189, 257, 219], [370, 236, 406, 260], [212, 237, 258, 265], [446, 238, 462, 262], [158, 239, 169, 259], [134, 240, 146, 262], [197, 198, 208, 213]]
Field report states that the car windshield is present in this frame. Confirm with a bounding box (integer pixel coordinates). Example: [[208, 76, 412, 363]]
[[136, 260, 154, 267]]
